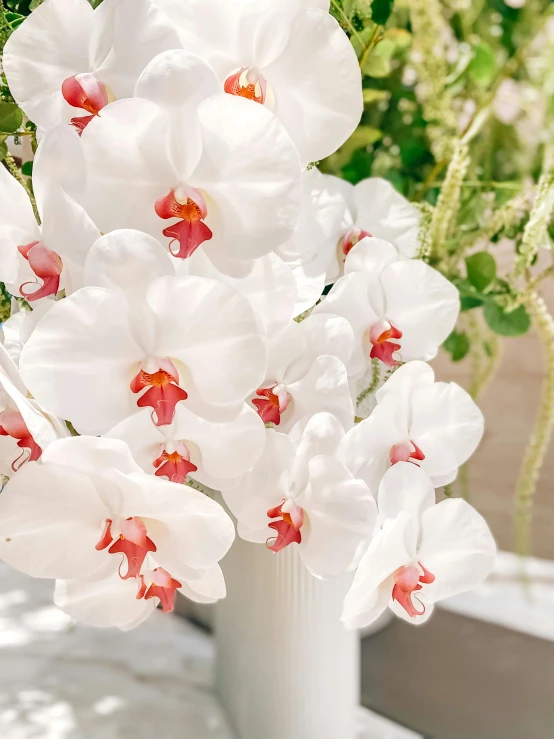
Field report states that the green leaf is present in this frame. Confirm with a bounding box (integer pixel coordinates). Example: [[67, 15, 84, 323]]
[[468, 42, 497, 87], [460, 295, 484, 312], [465, 251, 497, 292], [21, 161, 33, 176], [483, 302, 531, 337], [362, 38, 395, 77], [371, 0, 394, 25], [324, 125, 382, 169], [0, 102, 23, 134], [444, 330, 470, 362], [0, 136, 7, 162], [30, 0, 46, 9]]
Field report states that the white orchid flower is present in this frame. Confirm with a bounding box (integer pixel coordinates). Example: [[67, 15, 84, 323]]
[[77, 49, 301, 273], [314, 237, 459, 375], [107, 402, 265, 491], [342, 463, 496, 629], [224, 413, 377, 578], [0, 126, 100, 302], [0, 342, 67, 480], [0, 436, 235, 628], [3, 0, 181, 134], [153, 0, 361, 166], [19, 230, 267, 435], [250, 315, 355, 433], [324, 175, 423, 279], [339, 361, 484, 490]]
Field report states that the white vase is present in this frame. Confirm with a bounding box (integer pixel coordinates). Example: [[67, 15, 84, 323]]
[[214, 536, 359, 739]]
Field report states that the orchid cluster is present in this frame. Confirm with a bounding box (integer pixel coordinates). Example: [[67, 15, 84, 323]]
[[0, 0, 495, 632]]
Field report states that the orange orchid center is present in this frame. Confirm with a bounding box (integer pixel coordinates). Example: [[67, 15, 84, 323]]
[[369, 320, 403, 367], [252, 384, 291, 426], [17, 240, 63, 302], [130, 359, 188, 427], [154, 186, 213, 259], [392, 562, 435, 618], [0, 409, 42, 471], [266, 500, 304, 553], [224, 67, 274, 108], [62, 73, 114, 134]]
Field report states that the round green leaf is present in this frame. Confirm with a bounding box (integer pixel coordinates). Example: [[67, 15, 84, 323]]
[[465, 251, 497, 292], [444, 331, 470, 362], [468, 42, 497, 87], [371, 0, 394, 25], [484, 302, 531, 337], [0, 103, 23, 134]]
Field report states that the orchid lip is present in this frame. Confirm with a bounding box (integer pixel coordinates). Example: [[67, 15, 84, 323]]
[[95, 518, 181, 613], [392, 562, 435, 618], [389, 440, 425, 466], [341, 227, 372, 256], [61, 73, 114, 134], [0, 409, 42, 471], [153, 440, 197, 484], [252, 383, 291, 426], [266, 499, 304, 553], [224, 67, 275, 110], [369, 320, 403, 367], [130, 359, 188, 427], [154, 186, 213, 259], [17, 240, 63, 302]]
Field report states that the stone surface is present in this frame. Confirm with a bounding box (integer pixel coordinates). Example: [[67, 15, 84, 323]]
[[0, 564, 421, 739], [0, 564, 234, 739]]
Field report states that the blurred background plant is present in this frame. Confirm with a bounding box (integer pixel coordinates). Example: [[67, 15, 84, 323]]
[[1, 0, 554, 557]]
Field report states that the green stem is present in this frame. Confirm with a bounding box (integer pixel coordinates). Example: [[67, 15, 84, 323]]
[[356, 359, 381, 407], [4, 152, 40, 222]]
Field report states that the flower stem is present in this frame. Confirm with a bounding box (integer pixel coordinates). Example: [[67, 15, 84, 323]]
[[515, 293, 554, 557]]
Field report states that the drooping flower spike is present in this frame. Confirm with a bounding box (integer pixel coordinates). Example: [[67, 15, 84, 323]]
[[342, 463, 496, 629], [3, 0, 181, 134], [107, 402, 266, 491], [339, 361, 484, 490], [153, 0, 362, 166], [78, 50, 302, 273], [224, 413, 377, 579], [0, 126, 100, 302], [314, 237, 459, 376], [0, 342, 67, 480], [0, 436, 235, 629], [19, 230, 267, 435]]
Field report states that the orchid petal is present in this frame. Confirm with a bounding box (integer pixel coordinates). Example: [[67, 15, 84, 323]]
[[417, 498, 496, 603], [20, 288, 142, 435], [193, 94, 302, 262], [264, 9, 362, 165], [353, 178, 421, 259], [54, 573, 156, 630], [0, 460, 109, 580], [298, 455, 376, 578]]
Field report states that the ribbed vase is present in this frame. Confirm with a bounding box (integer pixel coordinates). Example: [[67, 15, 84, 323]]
[[214, 536, 359, 739]]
